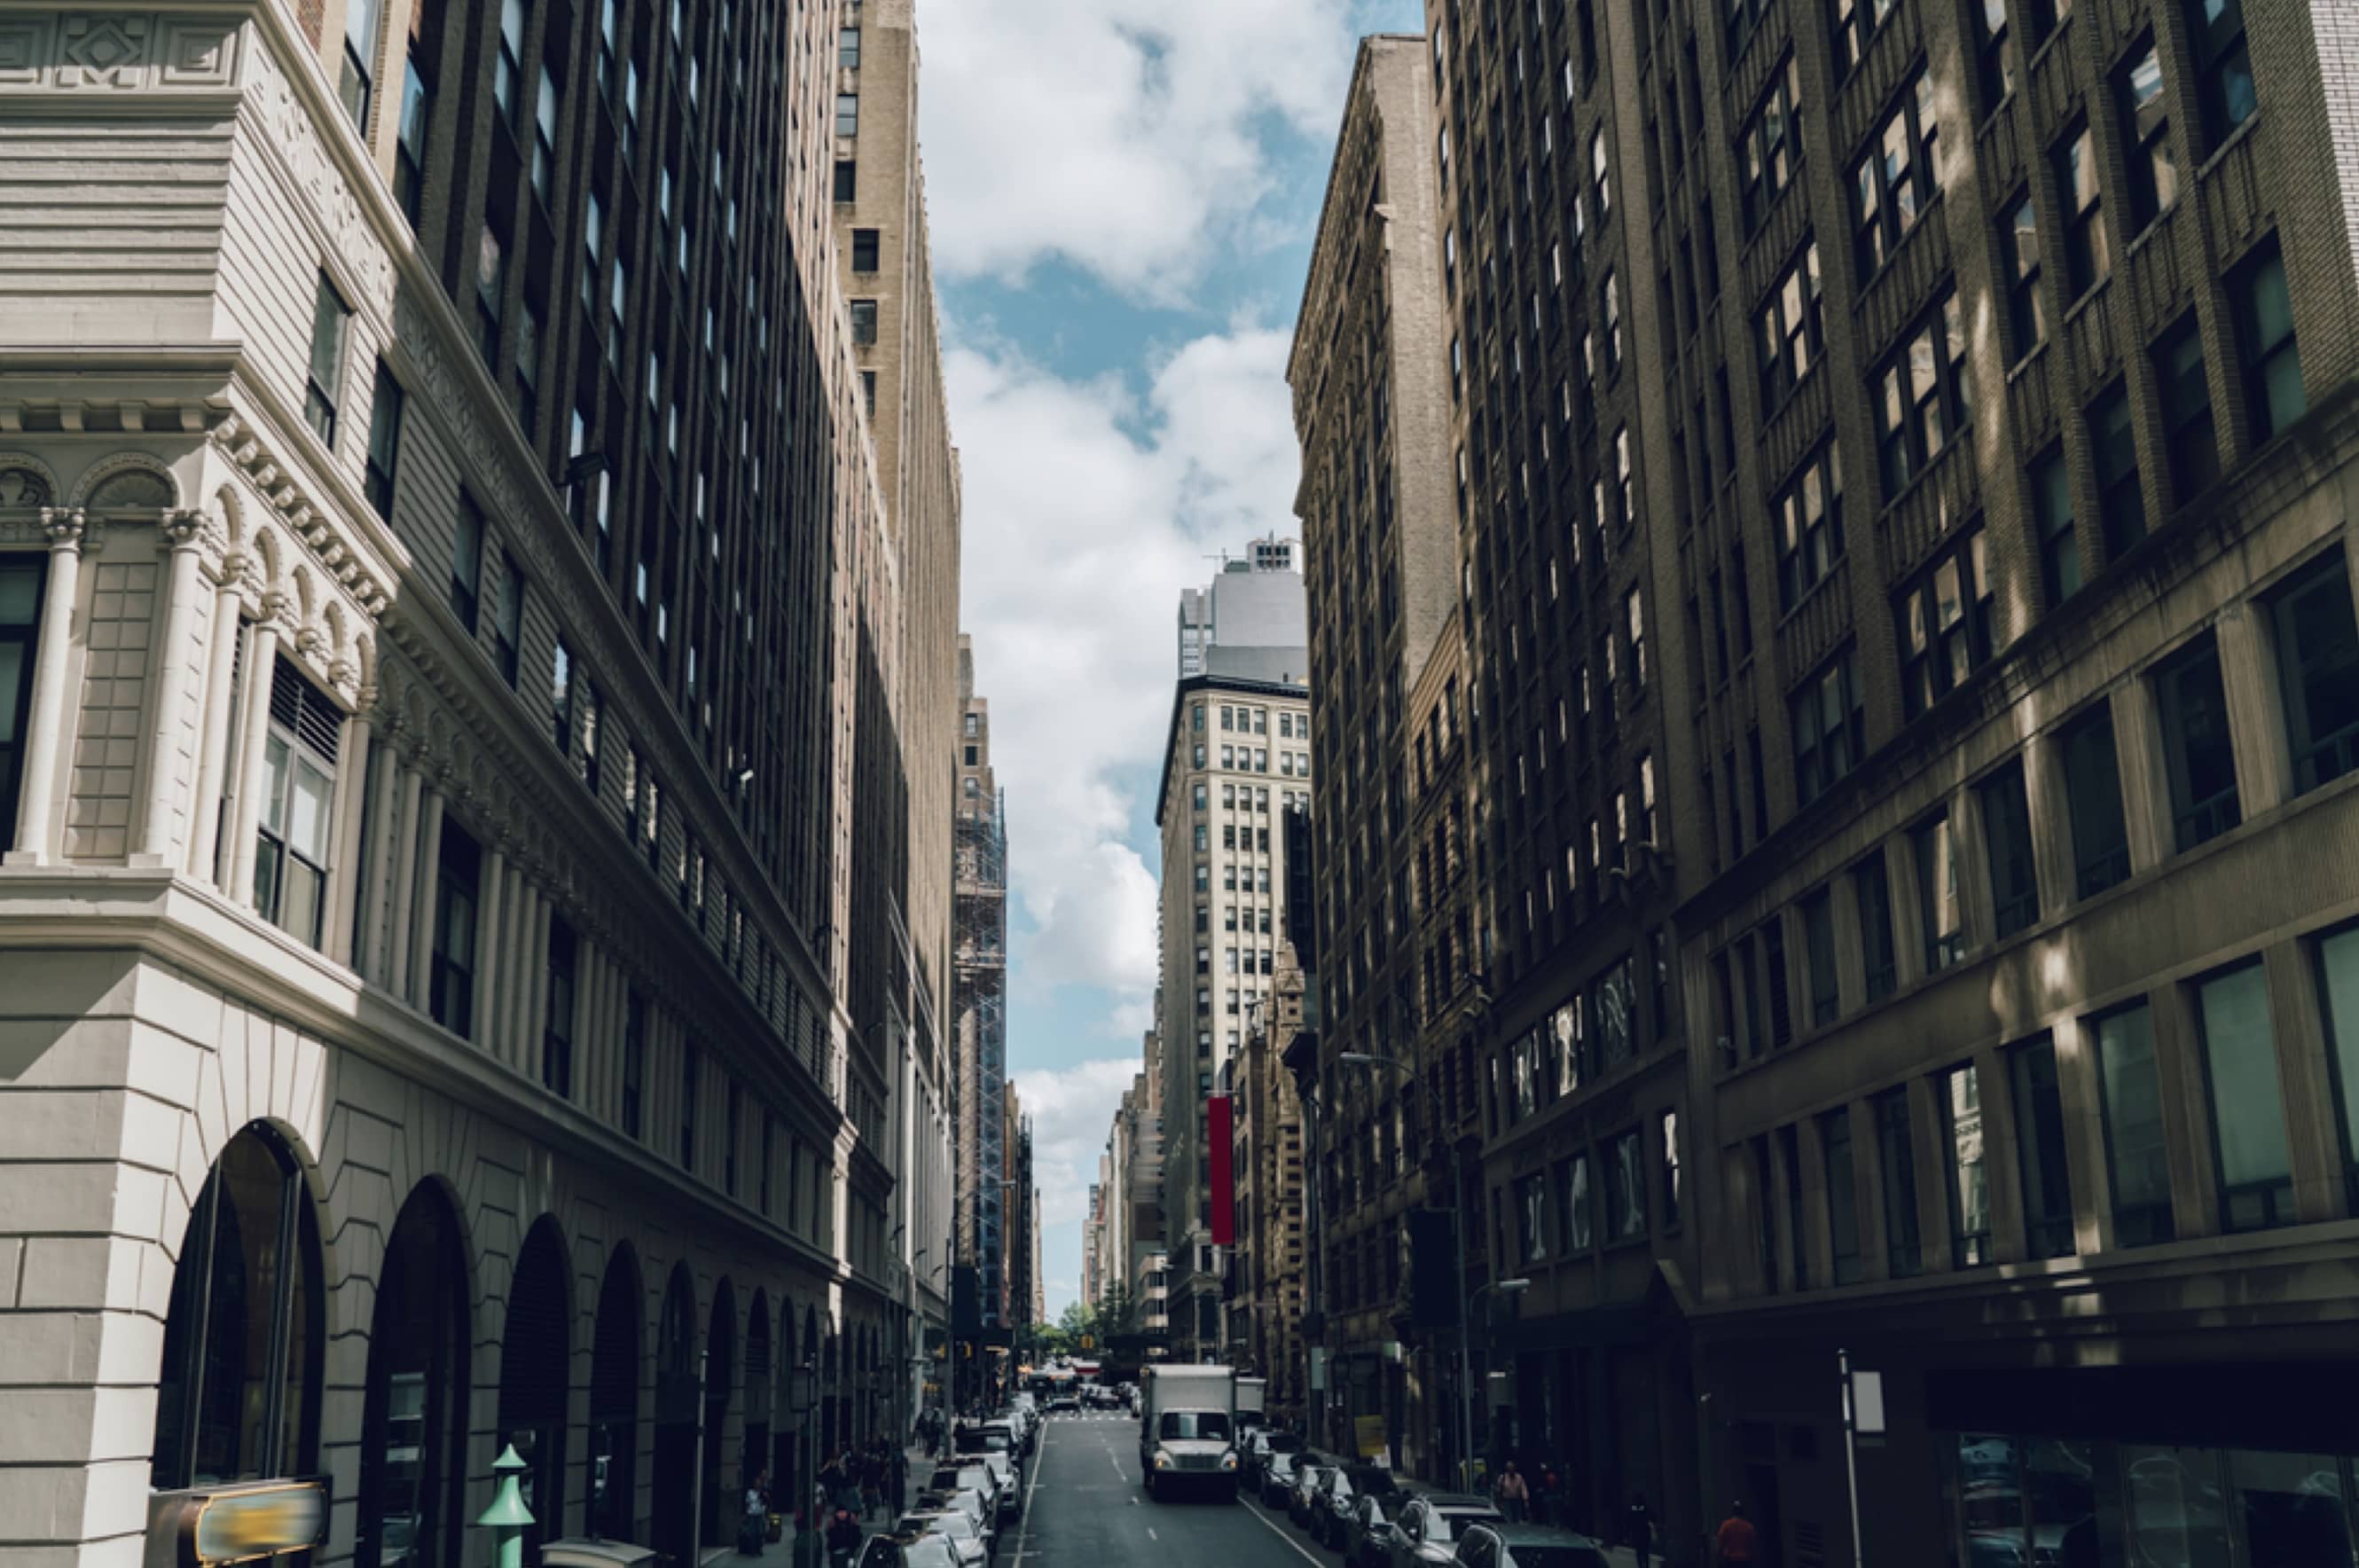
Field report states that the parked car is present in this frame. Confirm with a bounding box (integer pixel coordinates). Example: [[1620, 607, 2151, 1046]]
[[1452, 1523, 1611, 1568], [913, 1487, 997, 1559], [926, 1465, 1005, 1523], [893, 1511, 988, 1568], [1260, 1451, 1306, 1509], [1242, 1429, 1302, 1489], [1383, 1494, 1502, 1568], [1046, 1392, 1080, 1414], [1316, 1465, 1400, 1549], [1340, 1494, 1399, 1568], [1289, 1463, 1335, 1529], [976, 1454, 1021, 1520]]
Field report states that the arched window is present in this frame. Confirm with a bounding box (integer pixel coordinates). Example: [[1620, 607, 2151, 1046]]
[[590, 1245, 641, 1541], [743, 1291, 772, 1501], [356, 1183, 470, 1568], [651, 1265, 699, 1568], [701, 1280, 735, 1545], [151, 1124, 324, 1490], [499, 1218, 571, 1567]]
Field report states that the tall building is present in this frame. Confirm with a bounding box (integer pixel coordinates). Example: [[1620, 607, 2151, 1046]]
[[1177, 533, 1312, 680], [1003, 1093, 1036, 1362], [1231, 939, 1310, 1425], [0, 0, 956, 1559], [830, 0, 962, 1402], [1288, 31, 1469, 1474], [1339, 0, 2359, 1563], [1155, 647, 1314, 1356], [952, 634, 1011, 1336]]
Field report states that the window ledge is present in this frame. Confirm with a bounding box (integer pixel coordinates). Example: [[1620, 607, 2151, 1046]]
[[2194, 115, 2261, 183]]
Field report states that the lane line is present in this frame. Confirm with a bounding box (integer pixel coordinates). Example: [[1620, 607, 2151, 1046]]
[[1007, 1428, 1046, 1568], [1147, 1529, 1157, 1542], [1238, 1496, 1332, 1568]]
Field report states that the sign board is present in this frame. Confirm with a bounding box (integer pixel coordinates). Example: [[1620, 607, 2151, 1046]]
[[1207, 1095, 1235, 1247], [1354, 1415, 1388, 1460], [1309, 1346, 1328, 1392], [146, 1479, 329, 1568], [1849, 1368, 1886, 1436]]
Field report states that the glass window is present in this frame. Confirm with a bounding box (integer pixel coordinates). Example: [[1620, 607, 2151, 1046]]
[[545, 917, 576, 1097], [2030, 444, 2079, 608], [1822, 1108, 1862, 1284], [850, 299, 878, 346], [1803, 888, 1839, 1027], [834, 159, 857, 201], [1756, 240, 1824, 410], [2089, 379, 2145, 560], [151, 1125, 324, 1490], [451, 494, 484, 633], [1917, 808, 1965, 972], [2197, 962, 2292, 1232], [1874, 1089, 1922, 1277], [1979, 759, 2041, 939], [1604, 1129, 1647, 1242], [1875, 292, 1971, 495], [2269, 550, 2359, 794], [2054, 124, 2110, 297], [1943, 1062, 1992, 1265], [2188, 0, 2255, 152], [1973, 0, 2014, 110], [2002, 192, 2045, 360], [2234, 239, 2304, 444], [429, 820, 480, 1038], [2010, 1034, 2075, 1258], [2152, 313, 2220, 506], [254, 660, 341, 952], [2318, 925, 2359, 1209], [1855, 852, 1897, 1002], [2156, 632, 2240, 851], [364, 360, 404, 520], [2062, 702, 2131, 898], [835, 92, 858, 137], [0, 557, 45, 840], [495, 553, 523, 686], [1515, 1172, 1549, 1263], [2092, 1003, 2175, 1246], [1791, 647, 1865, 805], [1829, 0, 1896, 78], [1559, 1153, 1592, 1252], [395, 58, 431, 224], [1738, 56, 1803, 234], [839, 25, 859, 66], [852, 227, 880, 271], [306, 271, 350, 446], [1661, 1109, 1682, 1230], [1775, 441, 1844, 608], [2117, 41, 2177, 231], [1853, 70, 1941, 278], [337, 0, 380, 125], [623, 989, 645, 1138]]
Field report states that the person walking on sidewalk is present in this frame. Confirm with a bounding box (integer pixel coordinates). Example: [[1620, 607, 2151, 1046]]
[[741, 1469, 772, 1556], [1494, 1462, 1530, 1524], [1626, 1493, 1654, 1568], [825, 1509, 863, 1568], [1716, 1501, 1760, 1568]]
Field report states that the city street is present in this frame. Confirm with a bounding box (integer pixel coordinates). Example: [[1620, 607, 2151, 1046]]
[[1013, 1415, 1321, 1568]]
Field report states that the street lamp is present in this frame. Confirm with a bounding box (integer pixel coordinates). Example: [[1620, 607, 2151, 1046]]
[[1461, 1276, 1528, 1490]]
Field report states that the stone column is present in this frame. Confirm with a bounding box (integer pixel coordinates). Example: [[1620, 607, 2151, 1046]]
[[385, 761, 424, 997], [521, 893, 552, 1083], [185, 561, 247, 882], [357, 735, 400, 980], [223, 604, 283, 905], [2109, 678, 2174, 874], [503, 877, 536, 1062], [133, 510, 208, 866], [2216, 600, 2291, 819], [475, 846, 509, 1058], [409, 785, 446, 1015], [324, 696, 374, 966], [7, 508, 87, 865]]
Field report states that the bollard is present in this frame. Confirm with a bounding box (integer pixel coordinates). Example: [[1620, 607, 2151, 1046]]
[[477, 1445, 537, 1568]]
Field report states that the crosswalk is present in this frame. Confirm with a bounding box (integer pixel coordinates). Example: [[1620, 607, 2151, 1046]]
[[1042, 1410, 1132, 1422]]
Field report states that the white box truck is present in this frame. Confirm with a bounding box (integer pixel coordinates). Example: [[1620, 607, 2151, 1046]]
[[1138, 1363, 1240, 1501], [1235, 1376, 1268, 1432]]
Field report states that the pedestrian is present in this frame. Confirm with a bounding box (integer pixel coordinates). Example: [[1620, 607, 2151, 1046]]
[[1627, 1492, 1654, 1568], [859, 1451, 882, 1520], [1717, 1501, 1760, 1568], [825, 1508, 863, 1568], [741, 1468, 772, 1556], [1495, 1461, 1530, 1524]]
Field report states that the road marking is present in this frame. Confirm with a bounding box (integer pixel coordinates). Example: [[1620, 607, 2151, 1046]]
[[1239, 1497, 1331, 1568], [1007, 1429, 1046, 1568], [1147, 1529, 1158, 1542]]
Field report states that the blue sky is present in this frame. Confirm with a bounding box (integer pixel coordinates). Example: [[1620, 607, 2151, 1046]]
[[918, 0, 1422, 1320]]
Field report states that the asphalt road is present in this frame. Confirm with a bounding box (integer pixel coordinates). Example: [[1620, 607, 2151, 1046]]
[[1012, 1414, 1330, 1568]]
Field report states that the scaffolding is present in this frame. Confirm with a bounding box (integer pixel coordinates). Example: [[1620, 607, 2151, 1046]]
[[954, 790, 1007, 1329]]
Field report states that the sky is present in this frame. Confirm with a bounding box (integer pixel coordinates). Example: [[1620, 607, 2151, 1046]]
[[918, 0, 1424, 1321]]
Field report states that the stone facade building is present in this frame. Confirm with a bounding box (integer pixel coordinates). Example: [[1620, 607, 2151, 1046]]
[[1289, 0, 2359, 1563], [0, 0, 959, 1561]]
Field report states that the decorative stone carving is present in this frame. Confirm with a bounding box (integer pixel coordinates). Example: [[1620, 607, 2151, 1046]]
[[40, 507, 87, 550], [243, 43, 397, 316], [160, 507, 206, 548], [0, 459, 57, 509], [58, 13, 147, 89], [69, 450, 178, 511]]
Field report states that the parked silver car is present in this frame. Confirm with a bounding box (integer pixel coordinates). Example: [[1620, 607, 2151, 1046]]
[[1383, 1494, 1504, 1568]]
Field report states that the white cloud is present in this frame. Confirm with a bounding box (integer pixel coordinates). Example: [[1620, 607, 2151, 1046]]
[[919, 0, 1366, 301], [1014, 1055, 1141, 1226], [949, 324, 1303, 1024]]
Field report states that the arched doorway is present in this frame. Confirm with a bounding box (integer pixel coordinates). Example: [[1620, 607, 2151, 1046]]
[[356, 1181, 471, 1568], [772, 1301, 800, 1513], [589, 1244, 641, 1541], [650, 1264, 698, 1567], [498, 1218, 571, 1565], [744, 1291, 772, 1509], [701, 1279, 735, 1547], [150, 1123, 324, 1490]]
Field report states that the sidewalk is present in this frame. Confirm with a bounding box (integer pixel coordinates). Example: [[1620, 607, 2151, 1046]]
[[766, 1446, 942, 1564]]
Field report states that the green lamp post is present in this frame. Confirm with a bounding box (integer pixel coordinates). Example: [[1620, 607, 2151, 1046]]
[[477, 1444, 537, 1568]]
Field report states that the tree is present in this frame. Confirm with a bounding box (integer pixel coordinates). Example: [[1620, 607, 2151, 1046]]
[[1094, 1282, 1136, 1338]]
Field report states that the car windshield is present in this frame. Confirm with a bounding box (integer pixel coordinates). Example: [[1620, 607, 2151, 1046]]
[[1503, 1548, 1609, 1568], [1269, 1455, 1296, 1476], [1268, 1434, 1304, 1454], [920, 1514, 977, 1541], [1159, 1411, 1233, 1441], [958, 1431, 1011, 1454]]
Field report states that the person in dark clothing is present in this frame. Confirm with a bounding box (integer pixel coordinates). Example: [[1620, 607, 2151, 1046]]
[[825, 1509, 863, 1568], [1627, 1493, 1654, 1568]]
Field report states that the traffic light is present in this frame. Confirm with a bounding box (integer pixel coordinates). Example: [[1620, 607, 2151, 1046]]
[[1080, 1335, 1094, 1351]]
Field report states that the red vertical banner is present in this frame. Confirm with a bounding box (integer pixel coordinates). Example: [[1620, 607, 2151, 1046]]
[[1208, 1094, 1235, 1247]]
